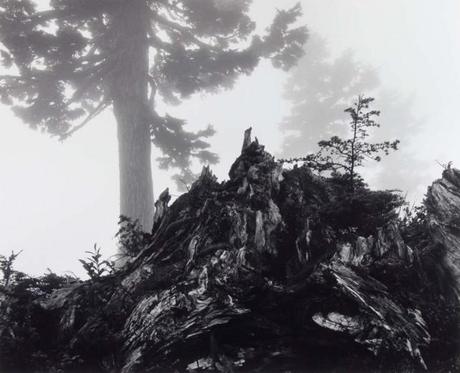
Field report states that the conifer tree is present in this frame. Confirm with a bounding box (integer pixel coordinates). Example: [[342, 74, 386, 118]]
[[0, 0, 307, 229], [280, 34, 379, 158], [280, 35, 424, 195], [284, 96, 399, 191]]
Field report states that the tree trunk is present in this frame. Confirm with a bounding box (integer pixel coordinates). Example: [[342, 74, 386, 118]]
[[113, 98, 154, 231], [110, 0, 153, 231]]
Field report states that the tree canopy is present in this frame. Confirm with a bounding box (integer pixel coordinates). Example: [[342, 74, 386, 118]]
[[0, 0, 308, 178]]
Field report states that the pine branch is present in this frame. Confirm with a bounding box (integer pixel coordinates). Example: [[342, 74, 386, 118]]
[[60, 100, 108, 140]]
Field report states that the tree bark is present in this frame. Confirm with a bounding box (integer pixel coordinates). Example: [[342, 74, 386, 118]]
[[110, 0, 154, 231], [113, 97, 154, 231], [349, 98, 361, 192]]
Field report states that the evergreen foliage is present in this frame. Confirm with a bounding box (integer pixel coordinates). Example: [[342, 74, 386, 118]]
[[0, 0, 307, 178], [280, 35, 426, 195], [0, 254, 76, 372], [116, 215, 151, 256], [321, 184, 404, 236], [283, 96, 400, 190], [0, 250, 22, 287]]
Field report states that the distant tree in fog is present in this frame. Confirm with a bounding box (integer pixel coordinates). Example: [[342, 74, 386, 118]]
[[280, 33, 379, 158], [280, 33, 427, 197], [0, 0, 307, 231]]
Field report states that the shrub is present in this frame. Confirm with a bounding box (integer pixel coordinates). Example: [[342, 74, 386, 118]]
[[79, 244, 113, 280], [319, 187, 404, 236], [116, 215, 151, 257]]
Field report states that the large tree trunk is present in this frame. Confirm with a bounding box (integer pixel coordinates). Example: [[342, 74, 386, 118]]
[[110, 0, 154, 231], [113, 97, 154, 231]]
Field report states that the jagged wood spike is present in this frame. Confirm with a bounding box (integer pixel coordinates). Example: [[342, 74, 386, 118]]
[[241, 127, 252, 153]]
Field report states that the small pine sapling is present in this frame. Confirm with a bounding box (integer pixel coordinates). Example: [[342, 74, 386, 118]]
[[283, 95, 400, 191]]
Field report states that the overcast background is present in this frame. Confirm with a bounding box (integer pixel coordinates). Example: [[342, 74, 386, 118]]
[[1, 0, 459, 277]]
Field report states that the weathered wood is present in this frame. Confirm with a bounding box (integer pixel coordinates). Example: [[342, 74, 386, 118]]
[[241, 127, 252, 153], [14, 131, 460, 372], [426, 167, 460, 300]]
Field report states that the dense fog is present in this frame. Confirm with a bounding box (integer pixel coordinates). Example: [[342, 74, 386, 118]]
[[0, 0, 458, 276]]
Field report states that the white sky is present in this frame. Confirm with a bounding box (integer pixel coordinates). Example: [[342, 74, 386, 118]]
[[1, 0, 459, 277]]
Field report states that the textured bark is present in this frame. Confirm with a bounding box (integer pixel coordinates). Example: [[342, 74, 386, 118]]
[[426, 167, 460, 300], [111, 0, 153, 231], [114, 98, 154, 231]]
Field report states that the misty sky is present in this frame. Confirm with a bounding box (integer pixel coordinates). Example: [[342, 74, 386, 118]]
[[1, 0, 459, 277]]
